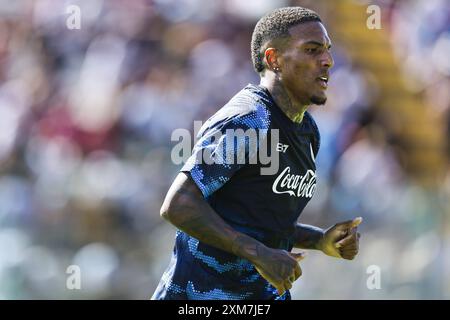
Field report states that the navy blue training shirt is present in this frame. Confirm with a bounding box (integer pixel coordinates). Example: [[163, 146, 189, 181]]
[[152, 84, 320, 300]]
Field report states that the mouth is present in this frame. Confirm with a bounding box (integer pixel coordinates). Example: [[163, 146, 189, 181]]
[[316, 75, 329, 89]]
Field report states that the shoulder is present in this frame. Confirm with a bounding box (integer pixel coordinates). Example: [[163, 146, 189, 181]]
[[199, 85, 272, 136]]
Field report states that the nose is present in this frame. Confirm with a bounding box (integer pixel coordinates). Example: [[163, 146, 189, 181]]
[[321, 50, 334, 69]]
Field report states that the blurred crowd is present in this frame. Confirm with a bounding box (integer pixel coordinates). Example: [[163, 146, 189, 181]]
[[0, 0, 448, 299]]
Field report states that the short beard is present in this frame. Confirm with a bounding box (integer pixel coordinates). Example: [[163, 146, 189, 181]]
[[310, 95, 327, 105]]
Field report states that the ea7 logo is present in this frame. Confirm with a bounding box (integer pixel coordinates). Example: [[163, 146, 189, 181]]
[[276, 143, 289, 153]]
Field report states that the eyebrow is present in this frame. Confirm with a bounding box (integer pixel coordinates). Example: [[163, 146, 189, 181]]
[[303, 41, 332, 48]]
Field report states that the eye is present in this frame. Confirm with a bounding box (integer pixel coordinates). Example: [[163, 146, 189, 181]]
[[305, 47, 318, 54]]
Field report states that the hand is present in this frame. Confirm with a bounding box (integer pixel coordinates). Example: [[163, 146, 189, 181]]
[[318, 217, 362, 260], [251, 247, 305, 296]]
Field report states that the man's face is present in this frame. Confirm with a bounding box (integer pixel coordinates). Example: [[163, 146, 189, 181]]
[[278, 21, 334, 106]]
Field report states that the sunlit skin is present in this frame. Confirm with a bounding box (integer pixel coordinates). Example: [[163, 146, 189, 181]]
[[260, 21, 334, 123]]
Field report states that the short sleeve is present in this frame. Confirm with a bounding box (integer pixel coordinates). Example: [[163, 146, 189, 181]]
[[181, 102, 270, 198]]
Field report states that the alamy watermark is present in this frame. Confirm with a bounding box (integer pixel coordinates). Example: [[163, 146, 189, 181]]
[[66, 5, 81, 30], [366, 265, 381, 290], [66, 264, 81, 290], [171, 121, 283, 176], [366, 5, 382, 30]]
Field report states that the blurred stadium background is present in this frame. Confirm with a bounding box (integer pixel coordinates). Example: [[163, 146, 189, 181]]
[[0, 0, 449, 299]]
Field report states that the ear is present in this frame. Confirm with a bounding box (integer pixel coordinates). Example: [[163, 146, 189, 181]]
[[264, 47, 280, 72]]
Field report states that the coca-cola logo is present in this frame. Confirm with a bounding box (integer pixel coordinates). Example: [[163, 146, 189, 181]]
[[272, 167, 316, 198]]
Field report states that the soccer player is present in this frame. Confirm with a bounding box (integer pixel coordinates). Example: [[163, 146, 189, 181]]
[[152, 6, 362, 300]]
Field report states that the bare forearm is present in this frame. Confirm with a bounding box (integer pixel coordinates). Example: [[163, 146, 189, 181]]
[[161, 173, 266, 262], [293, 223, 324, 250]]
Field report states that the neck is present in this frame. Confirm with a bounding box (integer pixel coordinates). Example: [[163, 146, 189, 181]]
[[260, 73, 309, 124]]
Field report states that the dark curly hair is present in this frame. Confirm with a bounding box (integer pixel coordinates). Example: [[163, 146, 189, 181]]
[[251, 7, 322, 73]]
